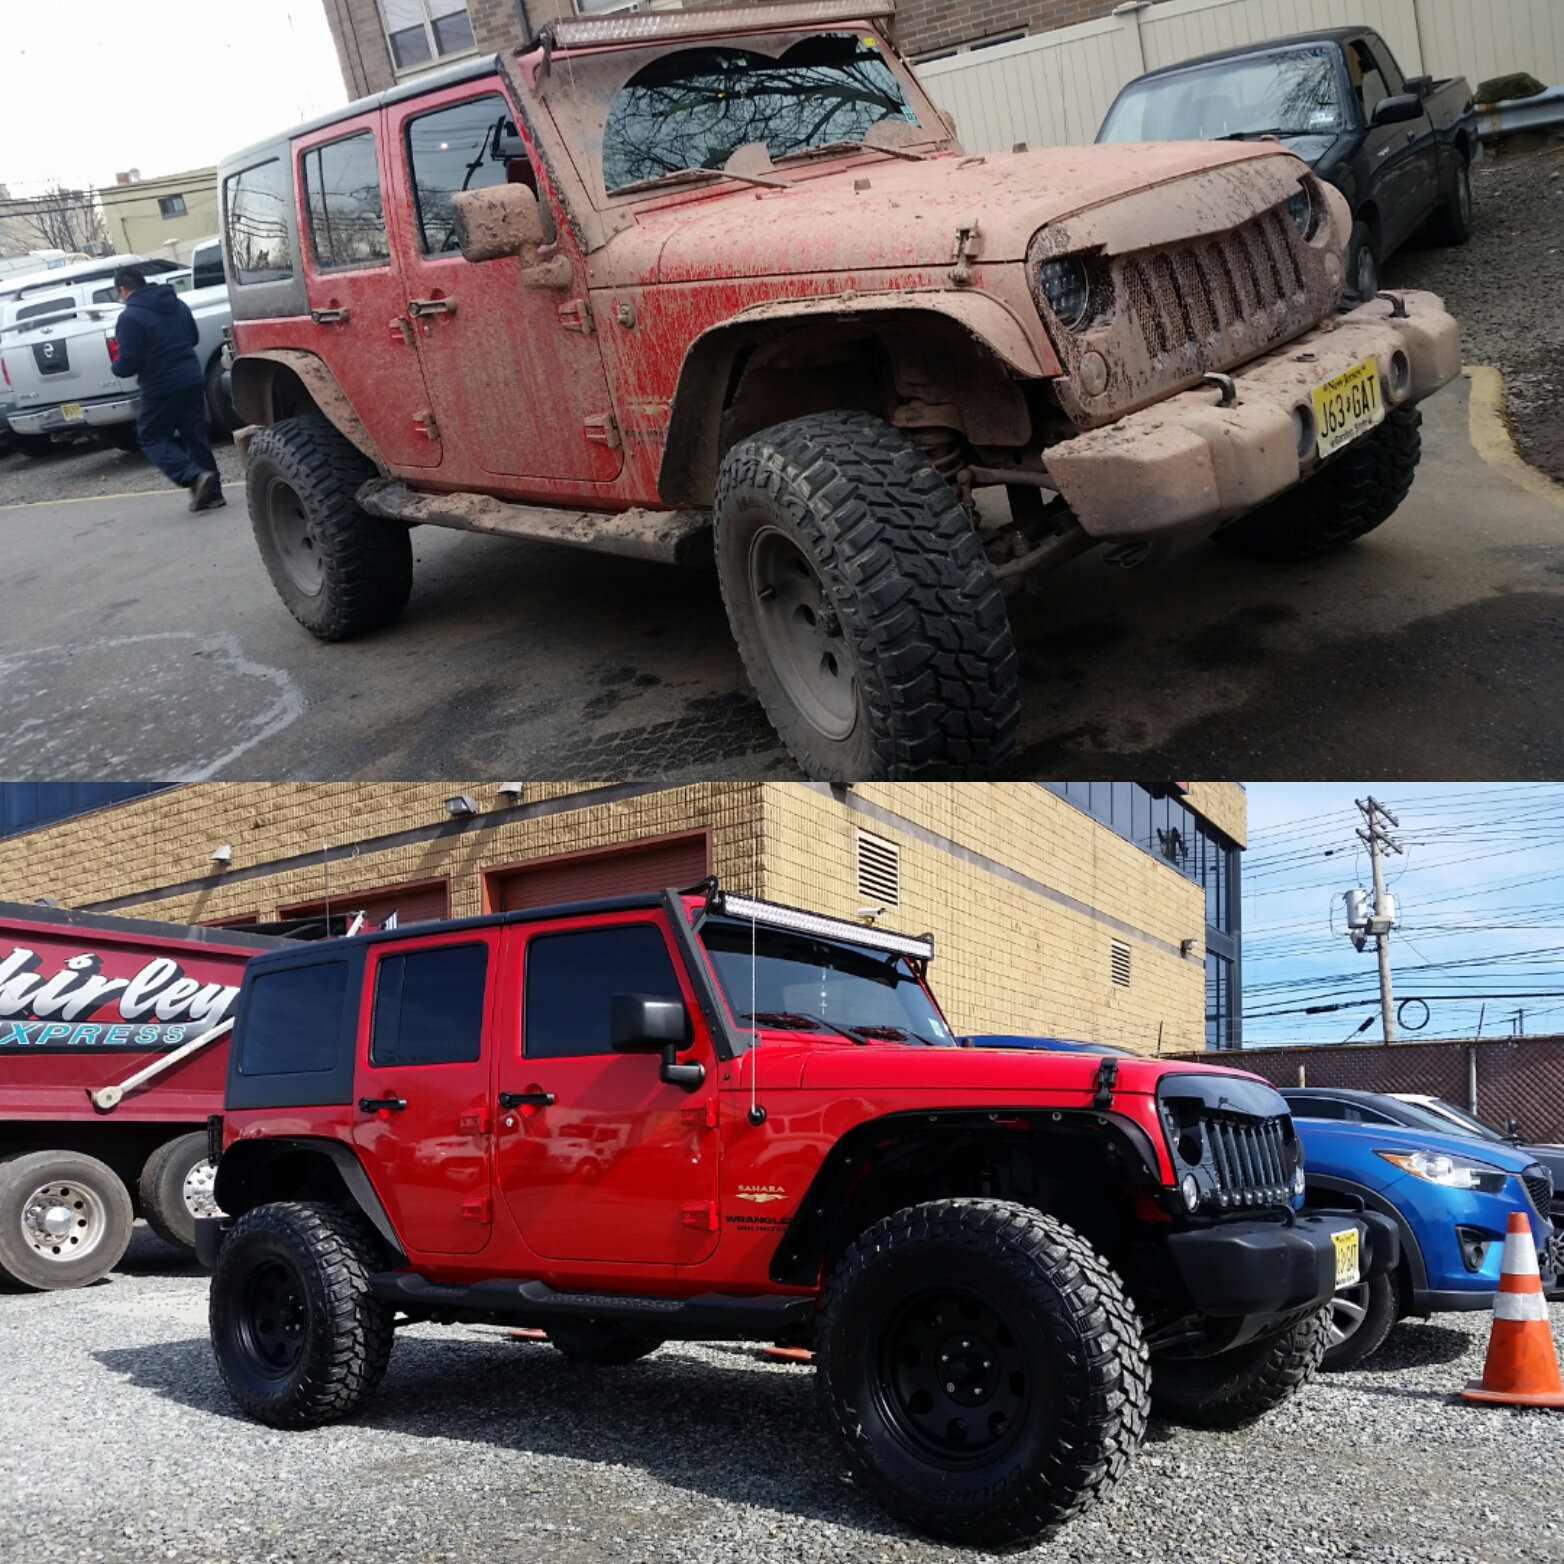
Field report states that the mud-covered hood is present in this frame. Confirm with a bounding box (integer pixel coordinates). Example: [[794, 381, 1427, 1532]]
[[619, 139, 1313, 282]]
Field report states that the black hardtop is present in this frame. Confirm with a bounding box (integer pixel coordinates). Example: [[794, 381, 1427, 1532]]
[[217, 53, 502, 180], [1126, 28, 1374, 85], [0, 898, 290, 952]]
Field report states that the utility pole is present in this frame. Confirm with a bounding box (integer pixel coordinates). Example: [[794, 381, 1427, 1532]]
[[1355, 797, 1402, 1042]]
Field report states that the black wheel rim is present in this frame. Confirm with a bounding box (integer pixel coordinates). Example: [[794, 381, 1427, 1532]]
[[235, 1256, 308, 1377], [748, 526, 859, 741], [875, 1285, 1033, 1467], [262, 475, 324, 597], [1326, 1282, 1370, 1348], [1356, 244, 1378, 301]]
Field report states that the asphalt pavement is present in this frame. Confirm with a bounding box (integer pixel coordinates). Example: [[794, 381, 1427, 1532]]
[[1, 1225, 1561, 1564], [1, 367, 1562, 781]]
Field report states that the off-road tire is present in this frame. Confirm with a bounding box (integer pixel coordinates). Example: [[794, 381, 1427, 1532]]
[[547, 1322, 663, 1365], [210, 1200, 394, 1428], [1343, 218, 1379, 309], [1152, 1306, 1329, 1430], [0, 1150, 135, 1291], [1426, 153, 1472, 247], [1321, 1270, 1397, 1371], [1214, 406, 1421, 561], [816, 1198, 1149, 1547], [246, 414, 412, 640], [138, 1132, 218, 1252], [713, 411, 1019, 780]]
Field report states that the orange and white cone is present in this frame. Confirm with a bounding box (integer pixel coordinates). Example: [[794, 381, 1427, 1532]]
[[1461, 1211, 1564, 1407]]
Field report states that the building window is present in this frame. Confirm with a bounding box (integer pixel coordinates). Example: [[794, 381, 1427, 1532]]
[[1110, 940, 1132, 988], [379, 0, 476, 72], [856, 830, 901, 907], [157, 194, 187, 218]]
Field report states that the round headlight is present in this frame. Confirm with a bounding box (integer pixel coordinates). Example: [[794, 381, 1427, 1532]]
[[1292, 1165, 1306, 1199], [1037, 256, 1089, 328], [1179, 1173, 1201, 1213], [1286, 186, 1314, 238]]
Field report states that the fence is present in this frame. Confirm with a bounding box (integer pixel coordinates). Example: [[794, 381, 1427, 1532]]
[[1171, 1035, 1564, 1143], [917, 0, 1564, 152]]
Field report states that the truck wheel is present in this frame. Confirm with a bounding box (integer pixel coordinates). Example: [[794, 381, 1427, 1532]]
[[1320, 1271, 1397, 1371], [713, 411, 1019, 781], [1152, 1306, 1329, 1430], [210, 1201, 394, 1428], [246, 415, 412, 641], [0, 1150, 135, 1291], [547, 1322, 663, 1365], [816, 1198, 1148, 1547], [1426, 153, 1472, 247], [138, 1132, 220, 1252], [1343, 219, 1379, 308], [1214, 406, 1421, 561]]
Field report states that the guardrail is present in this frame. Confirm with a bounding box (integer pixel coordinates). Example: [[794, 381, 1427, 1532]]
[[1477, 84, 1564, 138]]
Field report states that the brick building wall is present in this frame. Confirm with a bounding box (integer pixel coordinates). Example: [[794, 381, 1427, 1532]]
[[0, 781, 1241, 1053], [897, 0, 1117, 60]]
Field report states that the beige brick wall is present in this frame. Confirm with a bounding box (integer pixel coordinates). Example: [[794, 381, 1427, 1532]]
[[0, 780, 1238, 1056], [1186, 783, 1246, 849]]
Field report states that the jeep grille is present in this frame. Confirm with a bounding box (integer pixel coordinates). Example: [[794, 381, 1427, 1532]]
[[1195, 1110, 1293, 1208]]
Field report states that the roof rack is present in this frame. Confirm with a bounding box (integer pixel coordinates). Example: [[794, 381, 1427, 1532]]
[[536, 1, 895, 53]]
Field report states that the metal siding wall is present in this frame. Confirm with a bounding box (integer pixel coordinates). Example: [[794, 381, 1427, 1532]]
[[1139, 0, 1423, 75], [1415, 0, 1564, 95]]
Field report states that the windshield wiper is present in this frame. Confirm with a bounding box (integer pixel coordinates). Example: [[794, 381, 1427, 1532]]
[[772, 138, 929, 165], [1218, 126, 1328, 140], [743, 1011, 899, 1045], [610, 164, 787, 198]]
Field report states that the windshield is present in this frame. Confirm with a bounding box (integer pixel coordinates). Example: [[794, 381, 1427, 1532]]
[[1391, 1097, 1506, 1142], [700, 917, 953, 1046], [601, 33, 922, 193], [1099, 47, 1343, 142]]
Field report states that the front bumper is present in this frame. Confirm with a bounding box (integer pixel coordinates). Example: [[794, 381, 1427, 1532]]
[[8, 394, 139, 435], [1044, 290, 1461, 540], [1166, 1210, 1399, 1318]]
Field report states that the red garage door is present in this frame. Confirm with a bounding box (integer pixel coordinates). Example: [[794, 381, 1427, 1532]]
[[280, 876, 450, 930], [487, 833, 710, 912]]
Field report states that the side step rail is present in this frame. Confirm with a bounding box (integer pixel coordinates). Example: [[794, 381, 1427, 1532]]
[[367, 1272, 813, 1340], [356, 478, 712, 567]]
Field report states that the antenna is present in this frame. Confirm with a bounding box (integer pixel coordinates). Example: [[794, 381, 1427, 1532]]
[[322, 841, 331, 932], [748, 815, 765, 1126]]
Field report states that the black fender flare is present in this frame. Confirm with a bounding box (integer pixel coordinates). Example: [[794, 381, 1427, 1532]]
[[214, 1135, 407, 1265]]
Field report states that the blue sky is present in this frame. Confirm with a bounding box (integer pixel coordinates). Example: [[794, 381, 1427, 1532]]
[[1242, 784, 1564, 1047]]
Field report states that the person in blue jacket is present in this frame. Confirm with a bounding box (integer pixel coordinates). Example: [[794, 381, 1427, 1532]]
[[111, 265, 223, 512]]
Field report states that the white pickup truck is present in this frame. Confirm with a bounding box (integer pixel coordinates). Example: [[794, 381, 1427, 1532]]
[[2, 241, 235, 455]]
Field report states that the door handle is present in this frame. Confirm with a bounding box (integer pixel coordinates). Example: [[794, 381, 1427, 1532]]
[[359, 1095, 407, 1113], [499, 1090, 554, 1108], [407, 297, 457, 318], [310, 307, 350, 324]]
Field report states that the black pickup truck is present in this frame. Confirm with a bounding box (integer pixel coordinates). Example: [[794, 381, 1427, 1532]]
[[1097, 27, 1478, 304]]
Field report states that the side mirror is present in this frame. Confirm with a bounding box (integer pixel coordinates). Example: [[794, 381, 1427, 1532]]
[[1371, 93, 1423, 127], [451, 182, 546, 263], [609, 992, 704, 1092]]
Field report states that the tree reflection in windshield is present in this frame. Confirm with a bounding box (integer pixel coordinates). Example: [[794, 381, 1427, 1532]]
[[602, 33, 920, 192]]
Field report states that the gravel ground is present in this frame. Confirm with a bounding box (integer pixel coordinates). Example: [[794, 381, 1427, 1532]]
[[1384, 136, 1564, 483], [0, 431, 244, 508], [3, 1225, 1562, 1564]]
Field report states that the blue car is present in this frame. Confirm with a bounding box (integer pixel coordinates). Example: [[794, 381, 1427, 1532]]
[[1273, 1105, 1555, 1369]]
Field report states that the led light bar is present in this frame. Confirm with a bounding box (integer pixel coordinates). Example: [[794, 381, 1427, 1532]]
[[715, 892, 934, 962], [542, 1, 895, 52]]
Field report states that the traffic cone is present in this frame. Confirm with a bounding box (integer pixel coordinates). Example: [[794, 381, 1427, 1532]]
[[1461, 1211, 1564, 1407]]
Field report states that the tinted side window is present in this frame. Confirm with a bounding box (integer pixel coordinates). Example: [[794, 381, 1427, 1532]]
[[191, 244, 225, 289], [405, 94, 514, 254], [370, 943, 488, 1066], [301, 131, 389, 270], [1285, 1096, 1346, 1120], [240, 962, 349, 1074], [526, 924, 681, 1058], [1349, 40, 1391, 122], [225, 158, 294, 283], [91, 286, 118, 303]]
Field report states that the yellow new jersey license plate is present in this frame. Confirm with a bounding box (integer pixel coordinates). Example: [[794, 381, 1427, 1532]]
[[1332, 1228, 1361, 1289], [60, 402, 84, 422], [1311, 358, 1382, 458]]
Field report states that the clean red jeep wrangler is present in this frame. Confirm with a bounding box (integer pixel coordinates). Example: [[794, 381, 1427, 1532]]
[[203, 883, 1393, 1544], [217, 2, 1459, 781]]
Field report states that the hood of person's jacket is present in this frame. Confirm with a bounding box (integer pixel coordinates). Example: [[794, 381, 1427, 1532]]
[[127, 283, 183, 315]]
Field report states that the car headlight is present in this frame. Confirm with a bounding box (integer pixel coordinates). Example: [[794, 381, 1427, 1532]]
[[1376, 1149, 1509, 1193], [1179, 1173, 1201, 1213], [1285, 184, 1317, 239], [1036, 256, 1090, 328], [1291, 1165, 1306, 1198]]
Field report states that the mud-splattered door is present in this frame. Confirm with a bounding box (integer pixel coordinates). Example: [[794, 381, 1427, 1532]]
[[384, 82, 623, 487]]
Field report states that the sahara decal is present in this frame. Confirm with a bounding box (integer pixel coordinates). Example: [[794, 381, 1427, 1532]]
[[736, 1184, 788, 1204], [0, 947, 240, 1040]]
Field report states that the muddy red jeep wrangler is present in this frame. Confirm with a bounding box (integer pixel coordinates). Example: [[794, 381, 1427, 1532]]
[[203, 883, 1393, 1544], [217, 2, 1459, 782]]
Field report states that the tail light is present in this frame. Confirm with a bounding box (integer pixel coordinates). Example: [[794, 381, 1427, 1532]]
[[107, 336, 119, 363]]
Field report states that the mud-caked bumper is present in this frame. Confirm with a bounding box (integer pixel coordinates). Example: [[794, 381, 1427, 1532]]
[[1044, 291, 1461, 540], [1165, 1210, 1400, 1318]]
